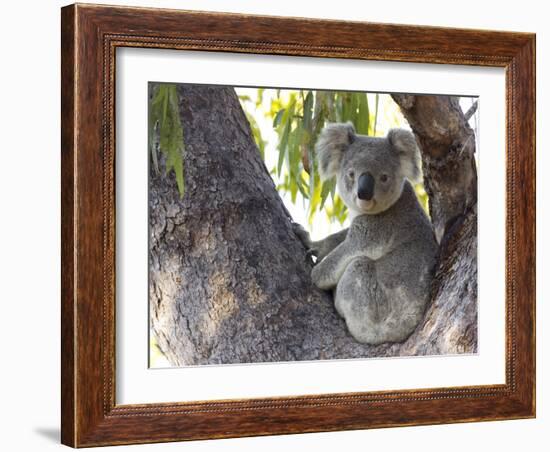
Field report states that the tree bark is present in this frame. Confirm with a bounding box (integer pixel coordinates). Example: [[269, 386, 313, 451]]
[[391, 94, 478, 354], [150, 86, 477, 366], [391, 95, 478, 242]]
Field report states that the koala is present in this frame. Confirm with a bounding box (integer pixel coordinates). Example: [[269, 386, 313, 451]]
[[295, 122, 438, 345]]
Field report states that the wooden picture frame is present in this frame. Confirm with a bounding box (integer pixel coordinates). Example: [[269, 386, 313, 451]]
[[61, 3, 535, 447]]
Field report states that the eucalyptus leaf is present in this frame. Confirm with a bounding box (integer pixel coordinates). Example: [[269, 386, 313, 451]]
[[273, 108, 285, 128], [373, 93, 380, 136], [149, 83, 186, 197], [356, 93, 370, 135]]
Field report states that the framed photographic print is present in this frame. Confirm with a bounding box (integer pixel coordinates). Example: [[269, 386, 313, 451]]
[[61, 3, 536, 447]]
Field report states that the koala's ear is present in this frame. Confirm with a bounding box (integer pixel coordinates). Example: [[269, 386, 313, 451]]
[[316, 122, 356, 181], [388, 128, 422, 184]]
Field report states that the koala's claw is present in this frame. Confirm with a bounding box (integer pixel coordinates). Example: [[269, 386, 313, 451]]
[[306, 248, 318, 258], [291, 222, 318, 264], [305, 248, 319, 265]]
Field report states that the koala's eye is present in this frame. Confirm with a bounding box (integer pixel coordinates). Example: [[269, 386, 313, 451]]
[[347, 169, 355, 179], [380, 174, 389, 183]]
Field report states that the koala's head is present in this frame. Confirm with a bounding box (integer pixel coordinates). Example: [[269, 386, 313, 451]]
[[316, 122, 421, 216]]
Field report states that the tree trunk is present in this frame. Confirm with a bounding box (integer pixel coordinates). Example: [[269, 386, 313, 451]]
[[391, 94, 478, 354], [150, 86, 477, 366]]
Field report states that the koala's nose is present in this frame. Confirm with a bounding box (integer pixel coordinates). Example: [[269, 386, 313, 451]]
[[357, 172, 375, 201]]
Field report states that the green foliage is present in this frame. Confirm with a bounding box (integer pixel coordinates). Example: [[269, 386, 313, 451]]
[[149, 83, 185, 197], [245, 111, 267, 160], [266, 90, 378, 225], [373, 93, 380, 136], [415, 184, 430, 215]]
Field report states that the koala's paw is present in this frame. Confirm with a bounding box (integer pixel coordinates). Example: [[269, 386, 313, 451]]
[[291, 222, 312, 248], [310, 265, 327, 289], [291, 223, 318, 265]]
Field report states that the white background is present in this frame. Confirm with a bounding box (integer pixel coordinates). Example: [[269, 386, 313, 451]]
[[117, 49, 505, 404], [0, 0, 545, 451]]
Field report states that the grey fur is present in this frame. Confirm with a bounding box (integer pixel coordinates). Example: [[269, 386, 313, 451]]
[[387, 128, 423, 184], [316, 122, 356, 181], [297, 124, 437, 344]]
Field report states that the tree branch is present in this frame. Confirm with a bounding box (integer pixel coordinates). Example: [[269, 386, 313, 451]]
[[391, 94, 477, 243], [464, 100, 478, 122]]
